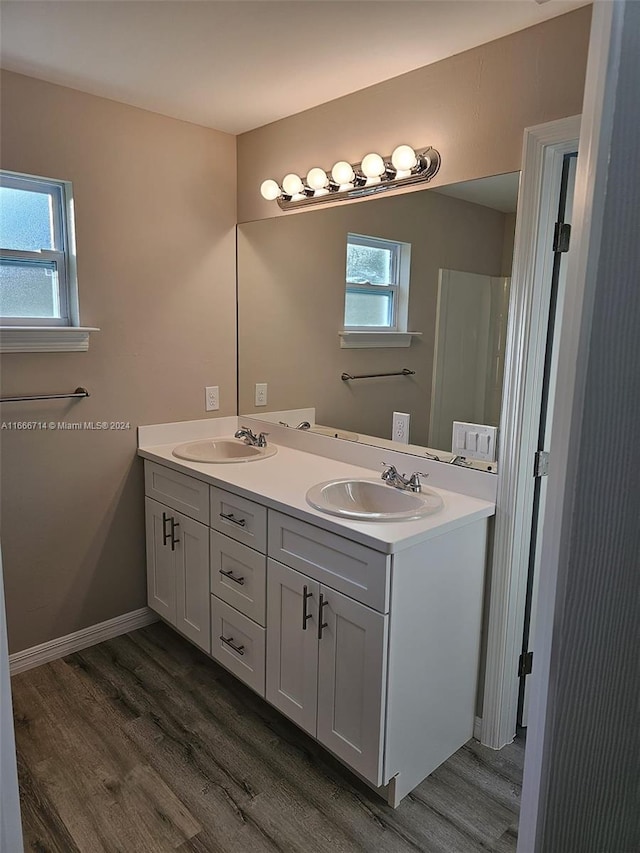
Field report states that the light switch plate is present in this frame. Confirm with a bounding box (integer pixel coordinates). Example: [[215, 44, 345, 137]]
[[451, 422, 498, 462]]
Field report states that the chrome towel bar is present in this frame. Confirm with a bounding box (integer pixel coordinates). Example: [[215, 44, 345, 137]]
[[0, 387, 90, 403], [341, 369, 415, 381]]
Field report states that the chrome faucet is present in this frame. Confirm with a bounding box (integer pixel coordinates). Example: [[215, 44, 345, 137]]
[[381, 463, 428, 493], [277, 420, 311, 430], [234, 426, 269, 447], [448, 454, 472, 467]]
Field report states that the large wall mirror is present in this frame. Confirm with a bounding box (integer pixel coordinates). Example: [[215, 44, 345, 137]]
[[238, 173, 519, 471]]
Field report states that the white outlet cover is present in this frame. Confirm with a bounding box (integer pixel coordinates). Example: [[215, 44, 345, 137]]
[[205, 385, 219, 411], [255, 382, 267, 406], [392, 411, 410, 444]]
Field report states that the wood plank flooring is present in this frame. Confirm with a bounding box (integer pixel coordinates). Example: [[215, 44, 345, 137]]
[[11, 622, 525, 853]]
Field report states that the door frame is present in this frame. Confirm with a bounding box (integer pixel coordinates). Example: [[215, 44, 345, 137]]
[[481, 115, 581, 749]]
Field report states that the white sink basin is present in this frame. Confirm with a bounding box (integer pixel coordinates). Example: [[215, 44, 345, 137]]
[[306, 478, 443, 522], [172, 438, 277, 463]]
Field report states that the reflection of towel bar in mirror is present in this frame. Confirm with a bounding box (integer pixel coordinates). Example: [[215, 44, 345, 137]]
[[341, 369, 415, 381], [0, 387, 90, 403]]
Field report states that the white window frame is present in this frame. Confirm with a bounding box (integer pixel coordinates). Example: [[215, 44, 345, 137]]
[[344, 232, 404, 332], [0, 170, 97, 352], [340, 232, 419, 348]]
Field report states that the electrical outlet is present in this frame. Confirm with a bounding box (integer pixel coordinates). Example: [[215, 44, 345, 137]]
[[255, 383, 268, 407], [205, 386, 219, 412], [392, 411, 410, 444]]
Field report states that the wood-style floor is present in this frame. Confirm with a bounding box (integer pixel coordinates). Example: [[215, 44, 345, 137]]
[[11, 622, 524, 853]]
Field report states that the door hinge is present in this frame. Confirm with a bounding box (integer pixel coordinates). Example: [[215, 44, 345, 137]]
[[534, 450, 550, 477], [553, 221, 571, 253], [518, 651, 534, 678]]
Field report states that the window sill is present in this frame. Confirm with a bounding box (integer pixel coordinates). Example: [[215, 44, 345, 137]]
[[0, 326, 100, 353], [339, 331, 422, 349]]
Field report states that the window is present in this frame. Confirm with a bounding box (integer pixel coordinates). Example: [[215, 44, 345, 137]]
[[0, 171, 77, 326], [344, 233, 411, 331]]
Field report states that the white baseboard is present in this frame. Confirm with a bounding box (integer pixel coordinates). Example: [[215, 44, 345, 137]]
[[9, 607, 158, 676], [473, 716, 483, 741]]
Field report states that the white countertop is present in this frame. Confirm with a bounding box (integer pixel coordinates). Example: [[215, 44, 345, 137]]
[[138, 437, 495, 555]]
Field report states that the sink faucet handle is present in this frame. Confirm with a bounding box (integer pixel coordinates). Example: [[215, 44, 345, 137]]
[[234, 426, 259, 445], [257, 432, 269, 447], [407, 471, 429, 492]]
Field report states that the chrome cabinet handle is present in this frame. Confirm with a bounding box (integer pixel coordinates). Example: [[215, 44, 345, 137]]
[[220, 512, 247, 527], [162, 512, 172, 546], [220, 635, 245, 656], [170, 517, 180, 551], [302, 585, 313, 630], [318, 594, 329, 640], [219, 569, 245, 586]]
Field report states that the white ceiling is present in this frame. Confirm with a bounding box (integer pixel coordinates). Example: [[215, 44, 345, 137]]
[[0, 0, 589, 135]]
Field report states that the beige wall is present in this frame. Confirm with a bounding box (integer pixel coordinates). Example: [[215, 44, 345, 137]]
[[237, 6, 591, 223], [238, 189, 510, 445], [0, 72, 237, 653]]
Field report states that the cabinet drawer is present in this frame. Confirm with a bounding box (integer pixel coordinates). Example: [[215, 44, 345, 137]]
[[210, 597, 265, 696], [210, 486, 267, 552], [268, 511, 390, 612], [144, 461, 209, 524], [210, 531, 266, 626]]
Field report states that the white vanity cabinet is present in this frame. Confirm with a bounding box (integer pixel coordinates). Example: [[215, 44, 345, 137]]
[[144, 496, 210, 653], [142, 458, 489, 807], [266, 559, 388, 784]]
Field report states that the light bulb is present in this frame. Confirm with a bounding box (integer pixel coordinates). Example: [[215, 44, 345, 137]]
[[306, 167, 328, 190], [361, 153, 385, 178], [391, 144, 417, 172], [331, 161, 355, 185], [260, 179, 281, 201], [282, 173, 304, 196]]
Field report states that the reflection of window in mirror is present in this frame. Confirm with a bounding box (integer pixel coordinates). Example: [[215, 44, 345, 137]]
[[344, 233, 411, 331]]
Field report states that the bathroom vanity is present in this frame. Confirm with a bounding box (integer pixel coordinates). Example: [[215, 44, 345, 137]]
[[138, 425, 494, 806]]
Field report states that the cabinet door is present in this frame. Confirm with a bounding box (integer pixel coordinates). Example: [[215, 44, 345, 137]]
[[266, 559, 319, 736], [175, 513, 210, 653], [317, 586, 388, 785], [145, 498, 177, 625]]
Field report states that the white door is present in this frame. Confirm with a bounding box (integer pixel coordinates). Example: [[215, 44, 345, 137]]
[[145, 498, 178, 625], [521, 152, 578, 725], [175, 513, 210, 653], [266, 559, 319, 736], [1, 547, 23, 852], [316, 586, 388, 785]]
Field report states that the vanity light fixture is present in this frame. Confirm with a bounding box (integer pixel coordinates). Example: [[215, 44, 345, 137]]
[[260, 144, 441, 209]]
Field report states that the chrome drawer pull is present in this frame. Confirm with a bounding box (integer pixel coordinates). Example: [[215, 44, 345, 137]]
[[220, 512, 247, 527], [219, 569, 245, 586], [220, 635, 245, 656]]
